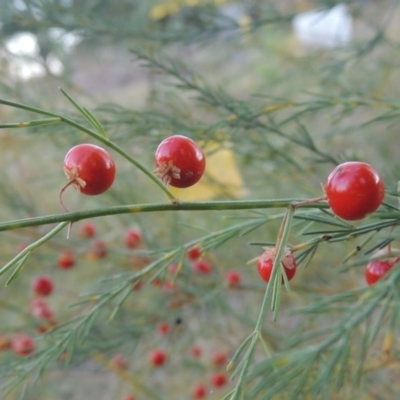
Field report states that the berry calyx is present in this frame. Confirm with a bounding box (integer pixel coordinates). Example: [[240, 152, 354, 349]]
[[11, 333, 35, 356], [60, 143, 116, 211], [149, 348, 167, 367], [257, 247, 297, 284], [155, 135, 206, 188], [325, 161, 385, 221], [31, 275, 54, 296], [365, 248, 400, 285]]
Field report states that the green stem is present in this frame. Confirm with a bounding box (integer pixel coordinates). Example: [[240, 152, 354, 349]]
[[0, 199, 328, 232], [0, 98, 176, 201]]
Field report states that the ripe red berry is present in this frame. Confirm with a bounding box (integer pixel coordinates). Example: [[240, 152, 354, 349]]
[[193, 260, 213, 274], [365, 249, 400, 285], [29, 298, 54, 320], [11, 333, 35, 356], [257, 247, 296, 284], [211, 350, 228, 367], [149, 348, 167, 367], [187, 245, 202, 261], [192, 383, 208, 399], [325, 161, 385, 221], [110, 354, 129, 370], [210, 372, 228, 388], [31, 275, 54, 296], [155, 135, 206, 188], [63, 143, 116, 196], [87, 239, 108, 259], [225, 270, 242, 287], [125, 228, 142, 249], [157, 322, 171, 335], [190, 345, 202, 358], [79, 221, 96, 238], [58, 250, 76, 269]]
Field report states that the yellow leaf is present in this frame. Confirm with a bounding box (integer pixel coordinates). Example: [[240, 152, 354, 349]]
[[169, 141, 246, 201]]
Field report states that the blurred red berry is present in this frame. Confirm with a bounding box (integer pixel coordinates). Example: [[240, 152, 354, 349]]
[[192, 383, 208, 399], [168, 263, 179, 274], [162, 281, 177, 293], [31, 275, 54, 296], [193, 260, 212, 274], [187, 245, 202, 261], [87, 239, 108, 259], [211, 350, 228, 367], [150, 348, 167, 367], [58, 250, 75, 269], [190, 345, 202, 358], [123, 395, 136, 400], [210, 372, 228, 388], [11, 333, 35, 356], [29, 298, 54, 320], [157, 322, 171, 335], [132, 280, 144, 291], [125, 228, 142, 249], [36, 320, 57, 334], [79, 221, 96, 238], [225, 270, 242, 287], [110, 354, 129, 370]]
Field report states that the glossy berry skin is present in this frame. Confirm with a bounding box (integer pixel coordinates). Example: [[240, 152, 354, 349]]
[[32, 275, 54, 296], [257, 247, 296, 284], [192, 383, 208, 399], [58, 250, 75, 269], [125, 228, 142, 249], [193, 260, 213, 274], [325, 161, 385, 221], [150, 349, 167, 367], [63, 143, 116, 196], [210, 372, 228, 388], [365, 249, 400, 285], [11, 333, 35, 356], [155, 135, 206, 188]]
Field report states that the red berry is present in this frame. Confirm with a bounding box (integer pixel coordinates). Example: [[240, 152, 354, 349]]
[[168, 263, 179, 274], [58, 250, 75, 269], [87, 239, 108, 259], [210, 372, 228, 388], [192, 383, 208, 399], [79, 221, 96, 238], [325, 161, 385, 221], [257, 247, 296, 284], [31, 275, 54, 296], [157, 322, 171, 335], [155, 135, 206, 188], [211, 350, 228, 367], [123, 395, 136, 400], [187, 245, 202, 261], [225, 270, 242, 287], [110, 354, 129, 370], [11, 333, 35, 356], [149, 348, 167, 367], [190, 345, 202, 358], [193, 260, 213, 274], [63, 143, 116, 196], [125, 228, 142, 249], [29, 298, 54, 320], [365, 249, 400, 285]]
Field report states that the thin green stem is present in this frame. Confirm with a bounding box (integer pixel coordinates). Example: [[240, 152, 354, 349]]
[[0, 199, 328, 232], [0, 98, 176, 201]]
